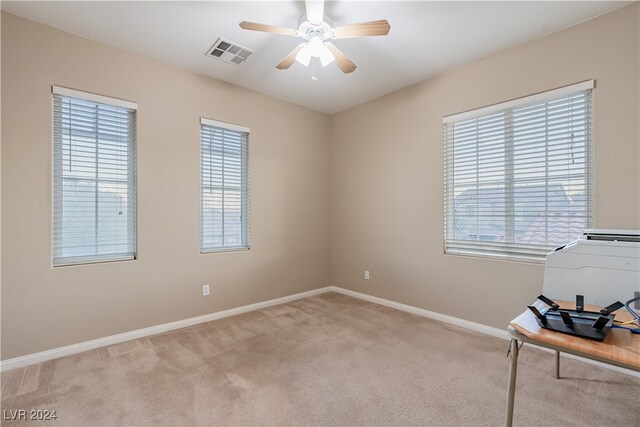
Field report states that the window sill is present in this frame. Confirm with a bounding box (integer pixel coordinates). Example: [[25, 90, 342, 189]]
[[53, 255, 136, 267], [201, 246, 250, 254], [444, 250, 546, 265]]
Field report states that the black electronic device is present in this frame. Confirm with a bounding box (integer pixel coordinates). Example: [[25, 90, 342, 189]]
[[526, 294, 623, 341]]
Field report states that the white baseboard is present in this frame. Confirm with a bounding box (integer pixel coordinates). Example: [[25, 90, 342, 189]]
[[328, 286, 509, 339], [3, 285, 637, 377], [0, 286, 333, 372], [329, 286, 639, 377]]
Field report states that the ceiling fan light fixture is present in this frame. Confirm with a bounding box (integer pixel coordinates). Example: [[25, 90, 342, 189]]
[[294, 41, 334, 68], [319, 43, 335, 67], [307, 36, 325, 57], [239, 0, 390, 74], [295, 45, 312, 66]]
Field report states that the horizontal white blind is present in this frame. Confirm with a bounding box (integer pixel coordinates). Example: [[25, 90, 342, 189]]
[[201, 122, 249, 252], [444, 86, 593, 262], [53, 92, 136, 266]]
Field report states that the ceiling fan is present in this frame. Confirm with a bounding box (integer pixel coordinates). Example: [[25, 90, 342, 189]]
[[239, 0, 390, 76]]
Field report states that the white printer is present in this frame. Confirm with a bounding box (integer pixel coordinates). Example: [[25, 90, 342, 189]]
[[542, 229, 640, 306]]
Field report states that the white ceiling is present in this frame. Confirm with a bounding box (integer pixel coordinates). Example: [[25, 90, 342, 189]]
[[2, 1, 630, 114]]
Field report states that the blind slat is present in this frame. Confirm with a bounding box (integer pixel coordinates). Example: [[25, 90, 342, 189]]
[[444, 87, 593, 262], [200, 121, 250, 252], [53, 91, 136, 266]]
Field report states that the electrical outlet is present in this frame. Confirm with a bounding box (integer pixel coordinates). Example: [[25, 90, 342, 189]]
[[364, 271, 370, 280], [202, 284, 210, 297]]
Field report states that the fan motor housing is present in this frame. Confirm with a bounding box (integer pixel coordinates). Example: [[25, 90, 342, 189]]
[[298, 21, 333, 41]]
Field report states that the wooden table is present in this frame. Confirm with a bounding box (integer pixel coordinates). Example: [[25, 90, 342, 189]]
[[504, 301, 640, 426]]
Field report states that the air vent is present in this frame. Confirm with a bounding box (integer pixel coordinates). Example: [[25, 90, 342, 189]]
[[205, 38, 254, 65]]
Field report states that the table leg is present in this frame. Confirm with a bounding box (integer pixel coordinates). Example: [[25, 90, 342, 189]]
[[555, 350, 560, 379], [505, 338, 519, 427]]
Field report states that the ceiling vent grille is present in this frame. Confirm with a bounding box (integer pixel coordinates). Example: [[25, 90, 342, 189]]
[[206, 38, 254, 65]]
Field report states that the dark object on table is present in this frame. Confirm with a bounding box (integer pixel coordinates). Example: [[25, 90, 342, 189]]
[[526, 295, 623, 341]]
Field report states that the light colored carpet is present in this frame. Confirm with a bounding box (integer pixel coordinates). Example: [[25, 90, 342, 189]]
[[1, 292, 639, 426]]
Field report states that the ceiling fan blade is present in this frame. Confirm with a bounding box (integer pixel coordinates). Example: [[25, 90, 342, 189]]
[[305, 0, 325, 25], [325, 42, 357, 74], [276, 44, 306, 70], [333, 20, 391, 38], [239, 21, 297, 37]]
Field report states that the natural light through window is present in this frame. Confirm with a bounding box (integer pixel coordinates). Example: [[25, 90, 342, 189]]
[[443, 81, 594, 261], [52, 86, 137, 266], [200, 118, 250, 253]]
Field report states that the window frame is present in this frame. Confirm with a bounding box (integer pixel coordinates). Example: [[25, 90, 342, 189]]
[[199, 117, 250, 254], [51, 86, 137, 267], [443, 81, 594, 263]]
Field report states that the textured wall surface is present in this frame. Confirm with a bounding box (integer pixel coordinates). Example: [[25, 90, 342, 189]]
[[1, 13, 331, 359], [2, 4, 638, 360], [330, 4, 639, 329]]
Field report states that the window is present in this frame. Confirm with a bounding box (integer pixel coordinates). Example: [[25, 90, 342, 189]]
[[443, 81, 593, 262], [200, 118, 250, 252], [52, 86, 137, 266]]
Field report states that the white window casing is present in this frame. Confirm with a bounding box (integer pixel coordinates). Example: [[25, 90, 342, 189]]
[[443, 81, 594, 262], [200, 118, 250, 253], [52, 85, 137, 110], [52, 86, 137, 266]]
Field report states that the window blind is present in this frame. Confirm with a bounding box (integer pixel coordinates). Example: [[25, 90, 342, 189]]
[[443, 81, 593, 262], [200, 119, 250, 252], [52, 87, 137, 266]]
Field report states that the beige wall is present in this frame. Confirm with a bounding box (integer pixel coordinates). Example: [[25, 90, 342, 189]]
[[330, 4, 640, 329], [1, 13, 331, 359], [2, 4, 639, 360]]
